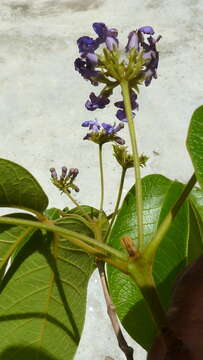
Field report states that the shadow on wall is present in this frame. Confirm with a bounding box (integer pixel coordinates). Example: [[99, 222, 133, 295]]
[[0, 346, 58, 360], [5, 0, 105, 16]]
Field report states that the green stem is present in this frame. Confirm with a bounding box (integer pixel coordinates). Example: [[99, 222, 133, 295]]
[[129, 260, 168, 332], [99, 144, 104, 215], [144, 173, 197, 260], [0, 216, 128, 271], [105, 167, 126, 242], [121, 80, 144, 251], [63, 189, 92, 222]]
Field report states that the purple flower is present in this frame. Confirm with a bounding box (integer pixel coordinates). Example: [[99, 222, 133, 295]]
[[77, 36, 97, 56], [82, 120, 125, 144], [74, 58, 99, 84], [82, 119, 101, 132], [138, 26, 154, 35], [101, 122, 124, 134], [126, 31, 139, 52], [93, 22, 119, 51], [85, 92, 110, 111], [141, 35, 161, 86], [114, 91, 138, 122]]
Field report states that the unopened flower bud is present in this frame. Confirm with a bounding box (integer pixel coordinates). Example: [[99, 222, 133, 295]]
[[114, 136, 125, 145], [68, 168, 75, 178], [50, 167, 57, 179], [61, 166, 67, 178]]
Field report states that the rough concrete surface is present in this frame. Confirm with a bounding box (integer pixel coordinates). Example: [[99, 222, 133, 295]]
[[0, 0, 202, 359]]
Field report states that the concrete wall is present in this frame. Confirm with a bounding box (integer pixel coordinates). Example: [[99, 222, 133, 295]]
[[0, 0, 202, 358]]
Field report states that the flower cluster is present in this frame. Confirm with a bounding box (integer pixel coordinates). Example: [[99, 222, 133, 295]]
[[82, 120, 125, 145], [50, 167, 79, 193], [113, 145, 149, 170], [74, 22, 161, 121]]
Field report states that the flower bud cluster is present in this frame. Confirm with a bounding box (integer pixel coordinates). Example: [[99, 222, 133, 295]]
[[50, 167, 79, 193], [113, 145, 149, 169]]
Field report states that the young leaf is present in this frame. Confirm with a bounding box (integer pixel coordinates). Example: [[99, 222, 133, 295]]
[[0, 223, 94, 359], [107, 174, 189, 350], [0, 158, 48, 212], [187, 105, 203, 189]]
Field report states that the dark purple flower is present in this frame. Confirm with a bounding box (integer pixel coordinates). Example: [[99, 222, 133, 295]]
[[74, 58, 99, 84], [114, 91, 138, 121], [82, 120, 101, 132], [77, 36, 96, 56], [141, 35, 161, 86], [93, 22, 119, 51], [85, 92, 110, 111]]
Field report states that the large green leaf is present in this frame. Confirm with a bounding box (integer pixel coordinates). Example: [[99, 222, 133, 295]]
[[0, 213, 37, 278], [107, 174, 189, 350], [0, 158, 48, 212], [187, 105, 203, 189], [187, 187, 203, 263], [0, 215, 95, 359]]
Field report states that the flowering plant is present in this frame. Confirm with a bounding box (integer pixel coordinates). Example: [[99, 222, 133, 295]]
[[0, 22, 202, 360]]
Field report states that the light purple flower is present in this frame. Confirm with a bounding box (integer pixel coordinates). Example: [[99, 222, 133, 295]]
[[82, 120, 101, 132]]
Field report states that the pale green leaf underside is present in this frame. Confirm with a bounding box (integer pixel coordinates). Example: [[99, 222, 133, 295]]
[[107, 174, 189, 350], [0, 158, 48, 212]]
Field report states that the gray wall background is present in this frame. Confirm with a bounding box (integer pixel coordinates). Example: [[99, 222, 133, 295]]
[[0, 0, 202, 359]]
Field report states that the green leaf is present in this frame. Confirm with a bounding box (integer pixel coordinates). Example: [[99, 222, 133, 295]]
[[0, 158, 48, 212], [187, 187, 203, 263], [0, 219, 95, 359], [187, 105, 203, 189], [0, 213, 37, 279], [190, 186, 203, 223], [107, 174, 189, 350]]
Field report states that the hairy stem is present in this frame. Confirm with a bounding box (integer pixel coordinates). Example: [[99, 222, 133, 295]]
[[97, 260, 134, 360], [144, 173, 197, 260], [120, 80, 144, 251], [105, 167, 126, 242]]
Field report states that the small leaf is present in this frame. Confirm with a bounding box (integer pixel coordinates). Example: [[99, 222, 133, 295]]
[[107, 175, 189, 350], [187, 105, 203, 189], [0, 158, 48, 212], [0, 223, 94, 359]]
